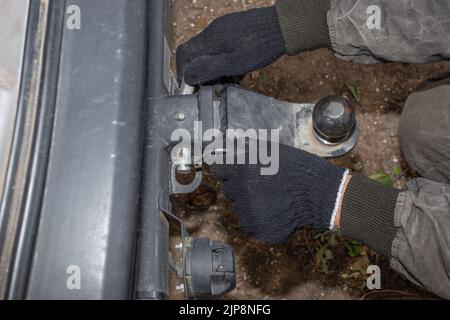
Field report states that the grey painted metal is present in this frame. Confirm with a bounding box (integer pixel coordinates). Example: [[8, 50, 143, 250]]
[[224, 86, 359, 158], [135, 0, 176, 300], [136, 93, 200, 299], [26, 0, 147, 299]]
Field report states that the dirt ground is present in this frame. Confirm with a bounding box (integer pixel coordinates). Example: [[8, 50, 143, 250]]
[[169, 0, 450, 300]]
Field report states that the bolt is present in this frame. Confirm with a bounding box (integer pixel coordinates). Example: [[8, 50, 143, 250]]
[[176, 283, 185, 293], [175, 243, 183, 250], [176, 112, 186, 121]]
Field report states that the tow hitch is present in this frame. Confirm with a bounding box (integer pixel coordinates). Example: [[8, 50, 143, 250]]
[[153, 84, 359, 299]]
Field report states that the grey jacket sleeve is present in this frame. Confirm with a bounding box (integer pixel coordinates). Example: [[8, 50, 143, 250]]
[[328, 0, 450, 64], [340, 175, 450, 299], [391, 179, 450, 299], [339, 77, 450, 299]]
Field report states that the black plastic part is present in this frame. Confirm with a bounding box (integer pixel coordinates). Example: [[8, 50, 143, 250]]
[[313, 95, 356, 144], [186, 238, 235, 300]]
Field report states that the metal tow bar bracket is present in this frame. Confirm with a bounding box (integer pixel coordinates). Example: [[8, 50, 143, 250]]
[[169, 85, 360, 195]]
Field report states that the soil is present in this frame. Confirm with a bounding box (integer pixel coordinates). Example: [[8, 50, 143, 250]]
[[169, 0, 450, 300]]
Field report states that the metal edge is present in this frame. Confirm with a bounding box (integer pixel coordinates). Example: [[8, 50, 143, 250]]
[[6, 0, 66, 300], [0, 0, 51, 299]]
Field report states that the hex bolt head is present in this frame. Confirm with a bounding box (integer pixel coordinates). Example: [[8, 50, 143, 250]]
[[176, 112, 186, 121], [176, 284, 185, 293], [175, 243, 183, 250]]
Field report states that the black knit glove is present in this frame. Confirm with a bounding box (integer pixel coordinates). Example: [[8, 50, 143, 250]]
[[176, 6, 286, 86], [177, 1, 333, 85], [211, 144, 348, 244]]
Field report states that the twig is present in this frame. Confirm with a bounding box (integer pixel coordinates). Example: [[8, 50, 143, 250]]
[[302, 230, 316, 261]]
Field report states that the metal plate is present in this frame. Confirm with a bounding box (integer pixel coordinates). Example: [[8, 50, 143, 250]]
[[26, 0, 147, 299]]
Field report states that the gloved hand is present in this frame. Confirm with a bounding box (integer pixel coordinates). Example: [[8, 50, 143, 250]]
[[211, 143, 348, 244], [176, 6, 286, 86], [177, 0, 333, 85]]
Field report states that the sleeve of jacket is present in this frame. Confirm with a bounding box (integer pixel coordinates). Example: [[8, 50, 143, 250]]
[[276, 0, 450, 63], [327, 0, 450, 63], [391, 178, 450, 299]]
